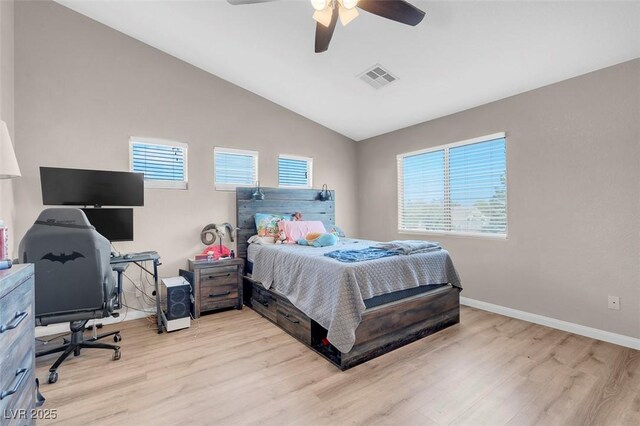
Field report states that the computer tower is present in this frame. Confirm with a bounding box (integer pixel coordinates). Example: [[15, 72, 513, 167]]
[[161, 277, 191, 331], [178, 269, 196, 318]]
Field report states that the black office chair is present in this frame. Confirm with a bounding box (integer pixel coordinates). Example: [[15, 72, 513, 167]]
[[19, 208, 122, 384]]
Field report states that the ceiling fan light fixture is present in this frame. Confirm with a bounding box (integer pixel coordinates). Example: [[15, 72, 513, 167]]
[[338, 6, 359, 26], [313, 8, 334, 27], [341, 0, 359, 9], [310, 0, 328, 11]]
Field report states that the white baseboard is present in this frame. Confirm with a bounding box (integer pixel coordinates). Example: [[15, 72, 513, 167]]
[[35, 309, 155, 338], [460, 297, 640, 351]]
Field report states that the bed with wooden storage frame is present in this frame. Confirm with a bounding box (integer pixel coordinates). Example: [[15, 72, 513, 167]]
[[236, 187, 460, 370]]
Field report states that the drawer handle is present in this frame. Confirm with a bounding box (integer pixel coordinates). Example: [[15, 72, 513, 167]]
[[0, 311, 28, 334], [209, 291, 231, 298], [259, 300, 269, 307], [282, 313, 300, 324], [0, 368, 29, 400], [207, 273, 232, 279]]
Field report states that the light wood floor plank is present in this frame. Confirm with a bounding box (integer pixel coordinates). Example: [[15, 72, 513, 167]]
[[35, 306, 638, 426]]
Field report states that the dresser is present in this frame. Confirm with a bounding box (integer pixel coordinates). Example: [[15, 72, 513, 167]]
[[0, 264, 35, 426], [187, 258, 243, 318]]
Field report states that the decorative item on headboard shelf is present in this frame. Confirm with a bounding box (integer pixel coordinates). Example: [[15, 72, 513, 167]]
[[318, 184, 333, 201], [199, 223, 239, 260], [251, 181, 265, 201]]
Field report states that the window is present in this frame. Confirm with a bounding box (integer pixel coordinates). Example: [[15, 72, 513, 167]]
[[278, 154, 313, 188], [129, 138, 188, 189], [397, 133, 507, 238], [214, 147, 258, 190]]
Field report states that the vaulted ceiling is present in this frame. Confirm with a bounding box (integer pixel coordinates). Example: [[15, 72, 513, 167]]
[[56, 1, 640, 141]]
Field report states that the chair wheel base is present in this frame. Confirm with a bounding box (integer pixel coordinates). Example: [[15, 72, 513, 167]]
[[48, 371, 58, 384], [113, 349, 121, 361], [113, 333, 122, 342]]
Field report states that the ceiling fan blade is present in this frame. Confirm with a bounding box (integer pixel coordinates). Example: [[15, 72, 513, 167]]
[[227, 0, 278, 5], [357, 0, 425, 26], [315, 7, 339, 53]]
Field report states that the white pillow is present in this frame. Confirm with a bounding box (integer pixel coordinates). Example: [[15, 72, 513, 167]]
[[248, 235, 276, 245]]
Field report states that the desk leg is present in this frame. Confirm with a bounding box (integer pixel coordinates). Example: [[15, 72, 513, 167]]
[[117, 270, 123, 310], [154, 260, 163, 333]]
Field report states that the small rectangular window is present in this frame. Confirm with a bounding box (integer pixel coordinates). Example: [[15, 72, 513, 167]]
[[214, 147, 258, 191], [278, 154, 313, 188], [129, 138, 188, 190], [398, 133, 507, 238]]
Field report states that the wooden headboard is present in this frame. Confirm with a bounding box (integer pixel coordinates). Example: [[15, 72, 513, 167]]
[[235, 187, 336, 259]]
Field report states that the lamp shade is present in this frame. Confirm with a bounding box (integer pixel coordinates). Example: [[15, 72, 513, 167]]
[[0, 120, 20, 179]]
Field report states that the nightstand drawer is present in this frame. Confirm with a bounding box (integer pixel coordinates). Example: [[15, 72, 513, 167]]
[[0, 349, 35, 425], [199, 266, 238, 279], [200, 269, 237, 287], [200, 282, 238, 311], [0, 306, 33, 379], [277, 299, 311, 345], [4, 383, 35, 426], [0, 280, 32, 351]]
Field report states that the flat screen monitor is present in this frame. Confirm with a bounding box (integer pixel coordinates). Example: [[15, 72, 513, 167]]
[[82, 208, 134, 242], [40, 167, 144, 206]]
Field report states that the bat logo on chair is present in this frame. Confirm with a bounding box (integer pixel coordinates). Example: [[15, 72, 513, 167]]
[[40, 252, 85, 264]]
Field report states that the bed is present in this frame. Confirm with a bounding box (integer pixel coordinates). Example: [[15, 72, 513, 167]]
[[237, 187, 462, 370]]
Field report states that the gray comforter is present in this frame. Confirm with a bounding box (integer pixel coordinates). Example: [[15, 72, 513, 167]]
[[251, 238, 462, 353]]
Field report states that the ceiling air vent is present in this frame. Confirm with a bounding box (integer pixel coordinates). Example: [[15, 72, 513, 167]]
[[358, 64, 398, 90]]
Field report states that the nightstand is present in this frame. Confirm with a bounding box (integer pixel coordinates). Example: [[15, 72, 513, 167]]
[[187, 258, 244, 318]]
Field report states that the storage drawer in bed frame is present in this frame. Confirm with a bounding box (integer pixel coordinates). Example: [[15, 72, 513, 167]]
[[249, 281, 278, 323], [243, 275, 460, 370], [276, 298, 312, 345]]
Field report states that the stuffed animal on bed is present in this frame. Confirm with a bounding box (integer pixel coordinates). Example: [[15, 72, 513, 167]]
[[275, 224, 287, 245], [297, 232, 339, 247]]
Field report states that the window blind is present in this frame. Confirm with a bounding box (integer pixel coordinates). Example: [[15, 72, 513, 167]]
[[278, 155, 312, 188], [214, 147, 258, 190], [398, 134, 507, 237], [130, 139, 187, 189], [398, 149, 446, 231]]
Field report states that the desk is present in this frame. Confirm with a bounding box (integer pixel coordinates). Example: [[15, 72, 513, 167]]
[[110, 252, 164, 333]]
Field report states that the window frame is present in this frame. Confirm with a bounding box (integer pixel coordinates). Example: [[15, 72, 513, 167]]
[[397, 132, 508, 240], [129, 137, 188, 190], [278, 154, 313, 189], [214, 146, 259, 191]]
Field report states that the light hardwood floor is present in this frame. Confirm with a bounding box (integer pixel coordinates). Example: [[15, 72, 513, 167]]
[[35, 306, 640, 426]]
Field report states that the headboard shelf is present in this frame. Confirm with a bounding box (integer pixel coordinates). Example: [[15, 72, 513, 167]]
[[235, 187, 336, 259]]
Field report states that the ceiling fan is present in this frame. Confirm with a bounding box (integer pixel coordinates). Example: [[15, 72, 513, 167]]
[[227, 0, 426, 53]]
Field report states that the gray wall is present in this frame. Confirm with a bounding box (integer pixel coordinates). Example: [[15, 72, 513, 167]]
[[357, 59, 640, 339], [14, 1, 358, 308], [0, 0, 15, 256]]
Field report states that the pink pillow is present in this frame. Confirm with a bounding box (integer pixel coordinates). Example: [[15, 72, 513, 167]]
[[278, 221, 327, 244]]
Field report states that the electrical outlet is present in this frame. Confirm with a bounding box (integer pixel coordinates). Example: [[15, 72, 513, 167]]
[[607, 296, 620, 310]]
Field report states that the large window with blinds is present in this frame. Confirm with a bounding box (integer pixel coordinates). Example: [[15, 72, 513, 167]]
[[397, 133, 507, 238], [214, 147, 258, 190], [129, 138, 188, 189], [278, 154, 312, 188]]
